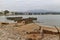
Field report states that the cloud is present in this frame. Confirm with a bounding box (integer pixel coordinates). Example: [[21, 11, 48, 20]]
[[0, 0, 60, 12]]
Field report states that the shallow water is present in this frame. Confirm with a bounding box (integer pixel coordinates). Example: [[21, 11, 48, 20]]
[[0, 15, 60, 26]]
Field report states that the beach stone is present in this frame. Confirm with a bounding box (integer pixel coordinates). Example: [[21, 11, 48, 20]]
[[0, 26, 21, 40], [42, 34, 59, 40]]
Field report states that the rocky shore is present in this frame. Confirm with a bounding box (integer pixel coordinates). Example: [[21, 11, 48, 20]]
[[0, 16, 59, 40], [0, 22, 59, 40]]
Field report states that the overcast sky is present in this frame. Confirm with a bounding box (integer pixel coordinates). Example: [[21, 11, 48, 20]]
[[0, 0, 60, 12]]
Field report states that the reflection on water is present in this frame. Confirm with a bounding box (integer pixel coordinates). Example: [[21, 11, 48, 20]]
[[0, 15, 60, 26]]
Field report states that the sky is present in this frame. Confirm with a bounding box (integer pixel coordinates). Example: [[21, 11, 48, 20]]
[[0, 0, 60, 12]]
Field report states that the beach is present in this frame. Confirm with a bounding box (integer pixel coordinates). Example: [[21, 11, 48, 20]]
[[0, 15, 60, 40], [0, 22, 59, 40]]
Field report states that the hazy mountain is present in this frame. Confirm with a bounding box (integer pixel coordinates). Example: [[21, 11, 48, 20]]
[[27, 9, 52, 13]]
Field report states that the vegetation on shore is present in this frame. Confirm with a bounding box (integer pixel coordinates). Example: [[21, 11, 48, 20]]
[[0, 10, 60, 16]]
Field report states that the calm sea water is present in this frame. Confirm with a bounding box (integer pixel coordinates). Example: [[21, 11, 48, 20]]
[[1, 15, 60, 26]]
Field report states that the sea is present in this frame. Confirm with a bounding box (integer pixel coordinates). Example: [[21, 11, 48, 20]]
[[1, 15, 60, 27]]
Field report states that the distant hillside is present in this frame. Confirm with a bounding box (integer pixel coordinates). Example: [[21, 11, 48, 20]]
[[27, 9, 50, 13]]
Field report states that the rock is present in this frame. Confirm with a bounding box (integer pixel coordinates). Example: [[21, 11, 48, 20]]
[[0, 26, 21, 40]]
